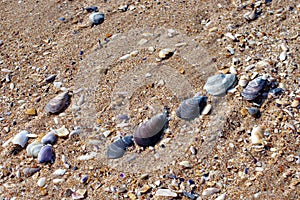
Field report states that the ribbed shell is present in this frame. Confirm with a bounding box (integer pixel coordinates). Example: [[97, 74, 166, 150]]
[[241, 77, 266, 100], [38, 145, 55, 164], [133, 113, 168, 147], [106, 135, 134, 159], [176, 96, 207, 120], [204, 74, 236, 96], [45, 92, 69, 114]]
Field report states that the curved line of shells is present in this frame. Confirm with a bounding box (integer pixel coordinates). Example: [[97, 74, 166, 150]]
[[9, 71, 271, 163]]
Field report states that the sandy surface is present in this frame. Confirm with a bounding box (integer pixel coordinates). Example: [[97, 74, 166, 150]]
[[0, 0, 299, 199]]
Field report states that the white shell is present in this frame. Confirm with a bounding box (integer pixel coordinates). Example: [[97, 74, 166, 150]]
[[155, 189, 177, 197], [12, 130, 29, 148], [53, 169, 66, 176], [26, 141, 44, 157], [279, 51, 287, 61], [250, 126, 264, 144], [77, 152, 97, 161], [52, 125, 69, 137], [158, 48, 173, 59], [37, 177, 46, 187], [216, 193, 226, 200], [202, 187, 220, 196]]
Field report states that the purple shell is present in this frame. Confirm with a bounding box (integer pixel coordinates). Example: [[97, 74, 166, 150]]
[[41, 132, 57, 145], [242, 77, 266, 100], [37, 145, 55, 164], [45, 92, 69, 114], [133, 113, 168, 147], [176, 96, 207, 120]]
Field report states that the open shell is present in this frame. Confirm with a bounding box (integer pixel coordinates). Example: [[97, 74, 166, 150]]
[[176, 96, 207, 120], [134, 113, 168, 147], [204, 74, 236, 96]]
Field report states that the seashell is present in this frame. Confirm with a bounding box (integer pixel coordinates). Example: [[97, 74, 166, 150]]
[[202, 187, 220, 196], [85, 6, 98, 13], [279, 51, 287, 61], [106, 135, 134, 159], [26, 141, 44, 157], [134, 113, 168, 147], [45, 92, 69, 114], [41, 132, 57, 145], [37, 177, 46, 187], [247, 107, 261, 118], [155, 189, 177, 197], [72, 189, 87, 200], [250, 126, 264, 145], [23, 167, 41, 177], [77, 152, 97, 161], [241, 76, 267, 100], [52, 125, 69, 137], [158, 48, 174, 59], [89, 12, 104, 25], [238, 75, 249, 87], [244, 10, 257, 21], [53, 169, 66, 176], [12, 130, 29, 148], [176, 96, 207, 120], [204, 74, 237, 96], [38, 145, 55, 164]]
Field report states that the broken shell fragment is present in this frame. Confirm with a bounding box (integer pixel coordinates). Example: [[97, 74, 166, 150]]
[[158, 48, 174, 59], [45, 92, 69, 114], [241, 76, 267, 101], [26, 141, 44, 157], [23, 167, 41, 177], [12, 130, 29, 148], [52, 126, 69, 137], [176, 96, 207, 120], [204, 74, 236, 96], [106, 135, 134, 159], [134, 113, 168, 147], [38, 145, 55, 164], [250, 126, 264, 145]]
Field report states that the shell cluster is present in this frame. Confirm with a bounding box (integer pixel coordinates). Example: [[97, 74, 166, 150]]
[[45, 92, 70, 114], [204, 74, 236, 96]]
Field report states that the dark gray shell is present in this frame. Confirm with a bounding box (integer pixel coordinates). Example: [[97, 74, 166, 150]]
[[37, 145, 55, 164], [176, 96, 207, 120], [41, 132, 57, 145], [204, 74, 236, 96], [106, 135, 134, 159], [45, 92, 69, 114], [241, 77, 266, 100], [89, 12, 104, 25], [133, 113, 168, 147], [23, 167, 41, 177]]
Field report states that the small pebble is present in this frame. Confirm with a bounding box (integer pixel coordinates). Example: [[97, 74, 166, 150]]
[[215, 193, 226, 200], [53, 169, 66, 176]]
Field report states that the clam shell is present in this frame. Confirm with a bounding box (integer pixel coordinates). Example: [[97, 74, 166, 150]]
[[41, 132, 57, 145], [176, 96, 207, 120], [26, 141, 44, 157], [12, 130, 29, 148], [23, 167, 41, 177], [134, 113, 168, 147], [38, 145, 55, 164], [241, 76, 266, 100], [89, 12, 104, 25], [45, 92, 69, 114], [106, 135, 134, 159], [204, 74, 236, 96], [250, 126, 264, 145]]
